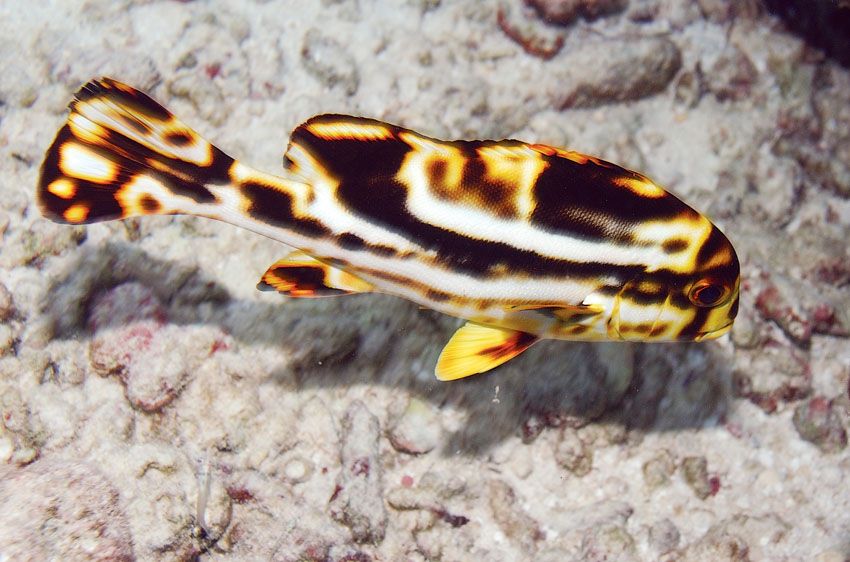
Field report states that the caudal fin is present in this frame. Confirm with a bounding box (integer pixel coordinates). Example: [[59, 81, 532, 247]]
[[37, 78, 236, 225]]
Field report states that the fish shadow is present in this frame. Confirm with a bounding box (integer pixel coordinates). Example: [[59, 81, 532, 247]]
[[45, 241, 736, 456]]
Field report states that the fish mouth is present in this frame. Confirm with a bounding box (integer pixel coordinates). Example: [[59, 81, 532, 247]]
[[694, 322, 733, 341]]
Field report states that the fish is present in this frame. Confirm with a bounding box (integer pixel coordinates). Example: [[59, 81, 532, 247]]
[[37, 78, 740, 380]]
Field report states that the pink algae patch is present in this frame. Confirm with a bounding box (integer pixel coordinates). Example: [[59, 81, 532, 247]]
[[86, 282, 229, 412]]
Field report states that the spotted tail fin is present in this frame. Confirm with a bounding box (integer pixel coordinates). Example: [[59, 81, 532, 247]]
[[37, 78, 236, 225]]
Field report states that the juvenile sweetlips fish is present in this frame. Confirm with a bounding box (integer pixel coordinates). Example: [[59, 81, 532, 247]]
[[37, 78, 740, 380]]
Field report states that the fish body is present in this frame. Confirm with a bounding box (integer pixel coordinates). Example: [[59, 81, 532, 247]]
[[38, 78, 740, 379]]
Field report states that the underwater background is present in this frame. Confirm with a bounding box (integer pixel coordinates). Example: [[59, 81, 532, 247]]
[[1, 0, 849, 559]]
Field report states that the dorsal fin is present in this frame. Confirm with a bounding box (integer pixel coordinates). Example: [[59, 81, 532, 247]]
[[282, 114, 407, 187]]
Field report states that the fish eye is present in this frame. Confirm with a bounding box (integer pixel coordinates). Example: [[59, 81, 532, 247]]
[[689, 280, 729, 307]]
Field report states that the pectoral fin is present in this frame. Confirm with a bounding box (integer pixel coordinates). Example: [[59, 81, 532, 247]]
[[257, 251, 374, 297], [504, 303, 603, 323], [435, 321, 539, 381]]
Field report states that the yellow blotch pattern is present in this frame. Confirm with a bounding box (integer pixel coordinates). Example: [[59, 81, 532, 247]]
[[63, 204, 89, 223]]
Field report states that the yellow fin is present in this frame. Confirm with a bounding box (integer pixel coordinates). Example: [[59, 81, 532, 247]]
[[257, 251, 374, 298], [504, 303, 603, 323], [435, 322, 538, 381]]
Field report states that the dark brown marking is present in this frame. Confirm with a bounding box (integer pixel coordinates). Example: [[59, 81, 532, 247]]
[[427, 159, 447, 186], [162, 171, 217, 204], [462, 157, 516, 218], [241, 181, 330, 237], [425, 289, 452, 302], [552, 306, 603, 324], [728, 294, 739, 320], [696, 226, 740, 281], [337, 232, 396, 256], [623, 323, 652, 335], [357, 266, 419, 288], [164, 130, 193, 147], [530, 154, 694, 242], [596, 285, 623, 297], [675, 305, 712, 340], [650, 323, 671, 337], [697, 227, 729, 265], [201, 146, 236, 184], [272, 265, 325, 288], [326, 257, 349, 268], [120, 114, 152, 135], [621, 280, 668, 306], [370, 244, 396, 257], [139, 194, 160, 213], [565, 324, 590, 335], [478, 331, 537, 361], [662, 238, 689, 254], [338, 232, 366, 250]]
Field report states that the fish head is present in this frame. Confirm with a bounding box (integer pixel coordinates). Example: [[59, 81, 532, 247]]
[[678, 223, 740, 342], [609, 223, 740, 342]]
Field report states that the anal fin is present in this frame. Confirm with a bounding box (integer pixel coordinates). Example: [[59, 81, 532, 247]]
[[257, 251, 374, 298], [435, 321, 539, 381]]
